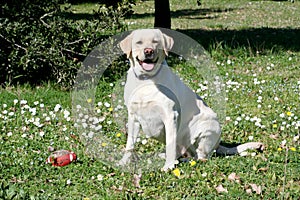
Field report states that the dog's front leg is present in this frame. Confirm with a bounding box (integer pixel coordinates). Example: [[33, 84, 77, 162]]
[[162, 111, 178, 171], [118, 113, 139, 166]]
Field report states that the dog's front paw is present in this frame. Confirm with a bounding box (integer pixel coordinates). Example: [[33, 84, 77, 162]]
[[117, 151, 132, 167], [117, 159, 127, 167], [161, 160, 179, 171], [158, 152, 166, 159]]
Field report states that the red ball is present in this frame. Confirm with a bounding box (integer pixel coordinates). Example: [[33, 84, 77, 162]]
[[46, 150, 77, 167]]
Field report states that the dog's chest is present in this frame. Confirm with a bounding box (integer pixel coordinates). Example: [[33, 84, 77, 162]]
[[126, 83, 177, 140], [130, 100, 165, 138]]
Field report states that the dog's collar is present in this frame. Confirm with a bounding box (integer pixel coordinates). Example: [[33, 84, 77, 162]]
[[134, 60, 166, 80]]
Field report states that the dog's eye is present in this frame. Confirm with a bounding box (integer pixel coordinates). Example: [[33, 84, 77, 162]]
[[152, 40, 158, 44], [136, 41, 143, 45]]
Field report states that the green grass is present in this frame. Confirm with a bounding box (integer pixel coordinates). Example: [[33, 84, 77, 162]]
[[1, 0, 300, 199]]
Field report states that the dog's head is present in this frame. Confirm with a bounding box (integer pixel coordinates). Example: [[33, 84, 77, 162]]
[[120, 29, 174, 77]]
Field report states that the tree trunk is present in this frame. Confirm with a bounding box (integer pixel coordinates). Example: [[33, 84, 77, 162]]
[[154, 0, 171, 29]]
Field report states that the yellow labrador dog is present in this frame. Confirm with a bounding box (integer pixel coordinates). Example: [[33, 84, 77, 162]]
[[119, 29, 263, 170]]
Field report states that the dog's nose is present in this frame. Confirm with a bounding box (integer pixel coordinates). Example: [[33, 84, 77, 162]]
[[144, 48, 154, 56]]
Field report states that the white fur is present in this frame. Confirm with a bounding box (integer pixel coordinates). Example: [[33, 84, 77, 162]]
[[118, 29, 263, 171]]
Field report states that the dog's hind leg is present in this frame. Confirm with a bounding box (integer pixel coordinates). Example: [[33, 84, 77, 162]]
[[195, 119, 221, 160]]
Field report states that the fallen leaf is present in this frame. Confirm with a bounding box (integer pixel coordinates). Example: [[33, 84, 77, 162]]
[[48, 146, 55, 152], [70, 134, 79, 140], [10, 177, 24, 183], [249, 183, 262, 194], [107, 173, 115, 177], [228, 172, 241, 183], [215, 184, 228, 193], [111, 185, 123, 192], [258, 154, 268, 161], [246, 188, 252, 194], [258, 167, 268, 172], [269, 134, 278, 139], [32, 150, 41, 154], [133, 174, 142, 188]]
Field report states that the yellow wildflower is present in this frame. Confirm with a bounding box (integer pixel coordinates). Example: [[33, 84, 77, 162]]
[[87, 98, 92, 103], [172, 168, 181, 178], [101, 142, 107, 147], [286, 111, 292, 116], [83, 198, 90, 200], [273, 124, 278, 128], [289, 147, 296, 152], [116, 133, 122, 137], [190, 160, 197, 167], [277, 147, 282, 151], [108, 107, 113, 112]]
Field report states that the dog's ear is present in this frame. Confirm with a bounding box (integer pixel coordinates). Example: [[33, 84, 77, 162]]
[[162, 33, 174, 56], [119, 33, 133, 58]]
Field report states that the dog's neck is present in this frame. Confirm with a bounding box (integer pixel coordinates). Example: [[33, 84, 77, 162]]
[[134, 60, 167, 80]]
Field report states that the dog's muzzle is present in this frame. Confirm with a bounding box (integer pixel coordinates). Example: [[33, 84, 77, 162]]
[[136, 56, 158, 71]]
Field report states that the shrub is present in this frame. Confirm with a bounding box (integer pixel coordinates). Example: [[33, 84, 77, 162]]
[[0, 0, 132, 87]]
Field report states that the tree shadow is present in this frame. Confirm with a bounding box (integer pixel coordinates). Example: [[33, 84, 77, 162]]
[[129, 7, 238, 20], [60, 12, 95, 21], [171, 7, 238, 19], [62, 5, 237, 23], [61, 3, 300, 53], [179, 27, 300, 53], [67, 0, 120, 6], [125, 4, 299, 53]]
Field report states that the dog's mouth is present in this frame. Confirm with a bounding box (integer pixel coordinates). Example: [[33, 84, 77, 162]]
[[136, 57, 158, 71]]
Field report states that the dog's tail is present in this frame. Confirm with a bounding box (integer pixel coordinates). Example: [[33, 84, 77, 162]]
[[216, 142, 264, 156]]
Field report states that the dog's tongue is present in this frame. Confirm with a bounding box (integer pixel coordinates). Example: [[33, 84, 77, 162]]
[[141, 62, 155, 71]]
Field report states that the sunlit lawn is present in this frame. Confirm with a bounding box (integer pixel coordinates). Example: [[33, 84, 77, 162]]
[[1, 0, 299, 199]]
